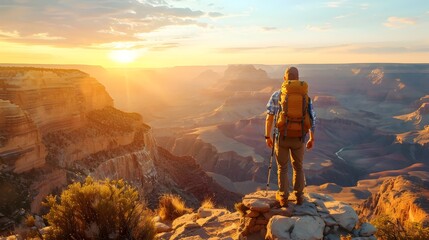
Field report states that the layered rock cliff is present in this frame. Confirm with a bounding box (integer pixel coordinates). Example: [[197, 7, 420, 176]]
[[0, 67, 238, 224], [0, 67, 113, 173], [0, 67, 160, 215], [359, 175, 429, 227], [0, 100, 46, 173]]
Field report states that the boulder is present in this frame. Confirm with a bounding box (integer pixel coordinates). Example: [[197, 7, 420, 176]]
[[266, 215, 325, 240], [358, 222, 377, 237], [325, 201, 358, 231]]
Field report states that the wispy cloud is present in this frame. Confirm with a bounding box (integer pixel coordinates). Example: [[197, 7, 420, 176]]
[[334, 14, 353, 19], [325, 0, 346, 8], [261, 27, 278, 32], [306, 24, 332, 32], [383, 17, 416, 28], [360, 3, 369, 10], [0, 0, 217, 48], [207, 12, 224, 18]]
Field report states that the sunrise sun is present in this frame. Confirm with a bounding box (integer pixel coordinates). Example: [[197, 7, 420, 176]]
[[109, 49, 139, 64]]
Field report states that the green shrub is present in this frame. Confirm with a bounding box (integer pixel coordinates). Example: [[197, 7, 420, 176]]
[[43, 177, 155, 240], [157, 194, 192, 221]]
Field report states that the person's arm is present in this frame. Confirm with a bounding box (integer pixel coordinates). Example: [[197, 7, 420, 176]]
[[265, 114, 274, 148], [306, 128, 314, 149], [306, 97, 316, 150], [265, 91, 278, 148]]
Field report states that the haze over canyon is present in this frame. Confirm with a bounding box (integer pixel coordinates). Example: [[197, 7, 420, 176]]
[[1, 64, 429, 237]]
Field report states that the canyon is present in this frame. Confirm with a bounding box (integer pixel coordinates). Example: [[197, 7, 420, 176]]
[[1, 63, 429, 237], [0, 67, 239, 233]]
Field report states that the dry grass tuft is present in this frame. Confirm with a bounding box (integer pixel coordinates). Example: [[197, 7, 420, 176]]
[[201, 198, 216, 209], [157, 194, 192, 221]]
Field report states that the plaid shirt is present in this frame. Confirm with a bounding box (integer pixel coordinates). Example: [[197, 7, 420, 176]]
[[266, 90, 316, 132]]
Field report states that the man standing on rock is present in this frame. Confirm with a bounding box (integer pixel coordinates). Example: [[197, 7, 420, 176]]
[[265, 66, 316, 207]]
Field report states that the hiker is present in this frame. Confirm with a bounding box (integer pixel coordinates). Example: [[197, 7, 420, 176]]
[[264, 66, 316, 207]]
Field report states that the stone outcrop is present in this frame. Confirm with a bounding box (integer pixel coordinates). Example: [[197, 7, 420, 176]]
[[238, 191, 375, 240], [359, 175, 429, 227], [154, 207, 241, 240], [153, 191, 377, 240]]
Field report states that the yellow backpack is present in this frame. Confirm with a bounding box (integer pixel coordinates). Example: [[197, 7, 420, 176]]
[[276, 80, 311, 138]]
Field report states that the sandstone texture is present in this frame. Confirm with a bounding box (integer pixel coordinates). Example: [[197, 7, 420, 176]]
[[359, 175, 429, 227]]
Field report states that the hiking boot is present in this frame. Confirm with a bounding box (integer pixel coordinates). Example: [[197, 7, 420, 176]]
[[276, 191, 288, 207], [296, 195, 304, 205]]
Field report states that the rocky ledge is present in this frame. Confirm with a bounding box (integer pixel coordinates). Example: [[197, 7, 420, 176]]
[[154, 191, 377, 240]]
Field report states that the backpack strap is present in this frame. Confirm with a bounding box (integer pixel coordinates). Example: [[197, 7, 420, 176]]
[[301, 95, 307, 142], [283, 94, 289, 140]]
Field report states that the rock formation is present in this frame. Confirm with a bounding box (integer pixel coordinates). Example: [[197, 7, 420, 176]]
[[0, 67, 113, 173], [0, 66, 239, 228], [0, 100, 46, 173], [359, 175, 429, 227], [154, 191, 377, 240]]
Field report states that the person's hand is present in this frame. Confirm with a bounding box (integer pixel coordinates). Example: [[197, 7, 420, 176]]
[[306, 138, 314, 150], [266, 137, 273, 148]]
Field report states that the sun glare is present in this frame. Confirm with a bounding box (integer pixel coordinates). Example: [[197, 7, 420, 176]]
[[109, 50, 139, 64]]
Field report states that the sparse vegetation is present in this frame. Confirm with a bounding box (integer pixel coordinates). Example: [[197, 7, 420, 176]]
[[43, 177, 155, 240], [371, 214, 429, 240], [24, 215, 35, 228], [157, 194, 192, 221], [201, 198, 215, 209]]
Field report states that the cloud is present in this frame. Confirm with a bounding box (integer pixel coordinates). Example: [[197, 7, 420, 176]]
[[360, 3, 369, 10], [261, 27, 278, 31], [383, 17, 416, 28], [207, 12, 224, 18], [0, 0, 214, 48], [306, 24, 332, 32], [325, 0, 346, 8]]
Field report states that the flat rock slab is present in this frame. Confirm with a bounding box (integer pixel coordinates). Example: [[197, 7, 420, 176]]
[[242, 191, 278, 212]]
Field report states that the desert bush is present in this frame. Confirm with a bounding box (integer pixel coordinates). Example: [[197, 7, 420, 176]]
[[200, 198, 215, 209], [43, 177, 155, 240], [24, 215, 35, 228], [157, 194, 192, 221], [371, 214, 429, 240]]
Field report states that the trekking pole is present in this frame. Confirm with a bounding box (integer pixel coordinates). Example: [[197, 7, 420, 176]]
[[265, 113, 278, 196], [265, 130, 276, 196]]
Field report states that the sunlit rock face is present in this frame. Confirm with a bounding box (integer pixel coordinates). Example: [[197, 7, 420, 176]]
[[0, 68, 113, 135], [0, 67, 113, 173], [359, 175, 429, 227], [0, 99, 46, 173], [0, 67, 160, 214]]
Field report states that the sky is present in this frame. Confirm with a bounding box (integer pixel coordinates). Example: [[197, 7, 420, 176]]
[[0, 0, 428, 68]]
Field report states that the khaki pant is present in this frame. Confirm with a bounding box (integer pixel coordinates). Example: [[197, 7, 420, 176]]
[[275, 136, 305, 198]]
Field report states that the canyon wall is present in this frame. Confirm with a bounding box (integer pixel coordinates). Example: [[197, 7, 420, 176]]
[[0, 100, 46, 173], [359, 175, 429, 227], [0, 67, 159, 214], [0, 67, 237, 218]]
